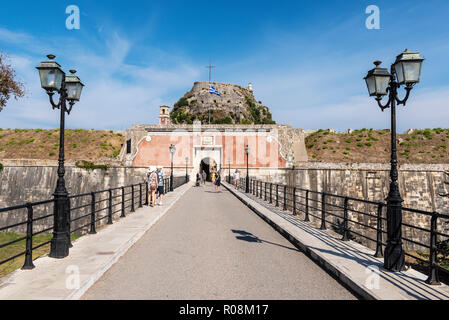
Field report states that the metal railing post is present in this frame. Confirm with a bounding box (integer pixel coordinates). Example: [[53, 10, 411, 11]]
[[283, 185, 287, 211], [342, 197, 349, 241], [89, 192, 97, 234], [139, 183, 143, 208], [276, 184, 279, 207], [145, 183, 149, 206], [107, 189, 113, 225], [320, 193, 327, 230], [255, 180, 258, 197], [270, 183, 273, 204], [305, 190, 310, 222], [121, 186, 126, 218], [292, 187, 297, 216], [67, 198, 73, 248], [374, 203, 383, 257], [426, 213, 441, 285], [22, 203, 35, 270], [131, 185, 135, 212]]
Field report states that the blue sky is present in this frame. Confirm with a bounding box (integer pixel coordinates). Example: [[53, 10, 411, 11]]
[[0, 0, 448, 131]]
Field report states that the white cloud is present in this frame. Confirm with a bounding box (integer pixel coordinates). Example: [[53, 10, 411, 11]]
[[0, 29, 200, 129], [270, 86, 449, 132]]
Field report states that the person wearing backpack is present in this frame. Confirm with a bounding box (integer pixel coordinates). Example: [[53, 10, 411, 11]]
[[147, 166, 158, 207]]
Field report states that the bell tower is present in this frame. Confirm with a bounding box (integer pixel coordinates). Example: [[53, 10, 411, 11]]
[[159, 105, 171, 125]]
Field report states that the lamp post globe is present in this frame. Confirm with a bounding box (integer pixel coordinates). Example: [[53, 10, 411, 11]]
[[65, 70, 84, 101], [36, 55, 65, 92], [245, 145, 250, 193], [364, 50, 424, 273], [169, 144, 176, 191], [393, 49, 425, 86], [36, 54, 83, 259]]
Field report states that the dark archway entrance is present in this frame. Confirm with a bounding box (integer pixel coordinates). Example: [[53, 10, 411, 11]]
[[200, 158, 216, 182]]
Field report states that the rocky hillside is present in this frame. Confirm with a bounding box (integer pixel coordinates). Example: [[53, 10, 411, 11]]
[[305, 128, 449, 164], [0, 128, 125, 161], [170, 81, 275, 125]]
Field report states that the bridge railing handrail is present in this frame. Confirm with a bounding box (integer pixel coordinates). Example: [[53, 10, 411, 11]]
[[236, 177, 448, 285], [0, 175, 188, 271]]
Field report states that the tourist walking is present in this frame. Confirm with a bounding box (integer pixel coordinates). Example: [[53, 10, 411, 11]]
[[233, 169, 240, 189], [202, 171, 207, 184], [196, 172, 201, 187], [156, 166, 165, 206], [215, 170, 221, 192], [147, 166, 158, 207], [211, 171, 216, 184]]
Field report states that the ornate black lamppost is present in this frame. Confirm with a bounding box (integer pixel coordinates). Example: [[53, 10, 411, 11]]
[[185, 157, 189, 183], [245, 145, 250, 193], [364, 49, 424, 272], [36, 55, 84, 258], [169, 144, 176, 191]]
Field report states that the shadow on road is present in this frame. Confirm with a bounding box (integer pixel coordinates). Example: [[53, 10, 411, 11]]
[[231, 229, 300, 253]]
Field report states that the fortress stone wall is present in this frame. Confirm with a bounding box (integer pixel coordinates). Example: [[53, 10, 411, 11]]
[[251, 163, 449, 251]]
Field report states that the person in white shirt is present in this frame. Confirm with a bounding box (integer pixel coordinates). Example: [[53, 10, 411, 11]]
[[233, 169, 240, 189]]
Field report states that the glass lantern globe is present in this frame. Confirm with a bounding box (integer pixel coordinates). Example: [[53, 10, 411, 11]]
[[65, 70, 84, 101], [364, 61, 391, 97], [36, 55, 65, 92], [169, 144, 176, 155], [393, 49, 425, 85], [245, 145, 250, 155]]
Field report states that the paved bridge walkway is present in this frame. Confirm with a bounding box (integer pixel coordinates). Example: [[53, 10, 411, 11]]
[[82, 183, 356, 300]]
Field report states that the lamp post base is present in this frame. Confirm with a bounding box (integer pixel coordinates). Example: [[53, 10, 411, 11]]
[[49, 231, 69, 258], [384, 242, 406, 272]]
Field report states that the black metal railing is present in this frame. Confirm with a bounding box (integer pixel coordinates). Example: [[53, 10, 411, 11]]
[[237, 178, 449, 285], [0, 176, 187, 271]]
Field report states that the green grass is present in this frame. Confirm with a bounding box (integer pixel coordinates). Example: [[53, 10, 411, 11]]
[[0, 233, 81, 278]]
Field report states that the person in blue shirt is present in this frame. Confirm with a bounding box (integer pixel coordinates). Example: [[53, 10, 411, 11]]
[[156, 166, 165, 206]]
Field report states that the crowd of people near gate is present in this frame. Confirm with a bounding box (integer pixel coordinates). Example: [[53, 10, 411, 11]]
[[195, 167, 222, 192], [194, 167, 242, 192], [145, 165, 242, 202]]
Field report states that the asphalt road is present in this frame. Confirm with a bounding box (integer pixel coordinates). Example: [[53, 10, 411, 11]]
[[82, 183, 357, 300]]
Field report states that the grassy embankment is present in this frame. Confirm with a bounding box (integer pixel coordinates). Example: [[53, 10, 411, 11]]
[[305, 128, 449, 164]]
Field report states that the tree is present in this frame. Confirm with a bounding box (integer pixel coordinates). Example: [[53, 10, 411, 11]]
[[0, 52, 25, 112]]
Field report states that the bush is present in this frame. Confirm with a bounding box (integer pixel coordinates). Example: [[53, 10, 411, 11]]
[[345, 139, 352, 143], [365, 142, 372, 147], [49, 152, 56, 156], [423, 129, 433, 139], [75, 160, 109, 172], [0, 163, 3, 172]]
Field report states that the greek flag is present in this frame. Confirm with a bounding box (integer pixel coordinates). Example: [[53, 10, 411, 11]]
[[209, 84, 221, 96]]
